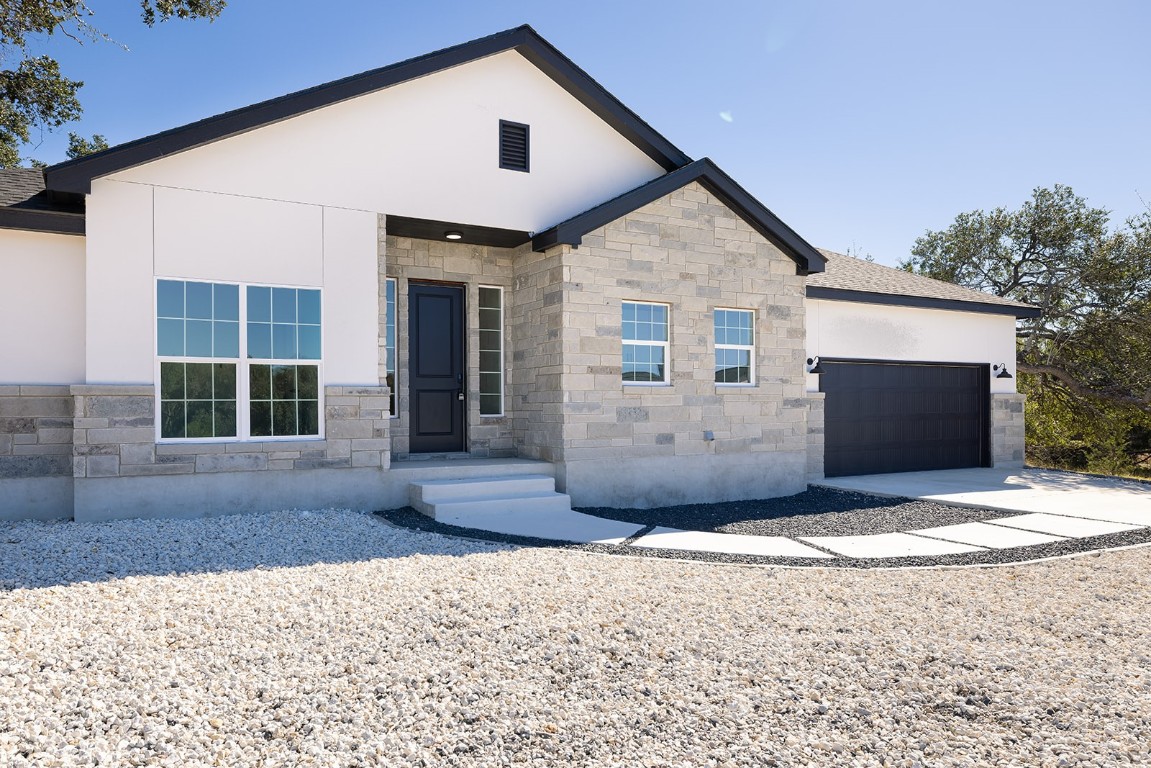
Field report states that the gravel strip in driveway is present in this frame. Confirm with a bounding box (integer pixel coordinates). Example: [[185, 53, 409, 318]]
[[385, 486, 1151, 568], [2, 509, 1150, 767], [575, 487, 1033, 537]]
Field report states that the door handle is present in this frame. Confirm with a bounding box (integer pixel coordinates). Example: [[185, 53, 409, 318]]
[[457, 389, 465, 401]]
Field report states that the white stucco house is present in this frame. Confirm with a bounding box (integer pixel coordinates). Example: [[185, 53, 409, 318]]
[[0, 26, 1037, 522]]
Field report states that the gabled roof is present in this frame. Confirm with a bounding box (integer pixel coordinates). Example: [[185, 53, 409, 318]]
[[42, 25, 691, 195], [808, 249, 1040, 318], [531, 158, 827, 274], [0, 168, 85, 236]]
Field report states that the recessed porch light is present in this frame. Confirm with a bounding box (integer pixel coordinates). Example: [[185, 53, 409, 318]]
[[444, 231, 463, 240]]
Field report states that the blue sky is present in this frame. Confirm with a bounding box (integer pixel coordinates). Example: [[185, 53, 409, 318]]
[[24, 0, 1151, 266]]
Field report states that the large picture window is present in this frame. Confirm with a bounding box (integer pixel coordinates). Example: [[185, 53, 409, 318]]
[[156, 279, 322, 441], [622, 301, 669, 384], [714, 308, 754, 385]]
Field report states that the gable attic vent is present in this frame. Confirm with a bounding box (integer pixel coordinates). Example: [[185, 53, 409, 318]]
[[499, 120, 530, 172]]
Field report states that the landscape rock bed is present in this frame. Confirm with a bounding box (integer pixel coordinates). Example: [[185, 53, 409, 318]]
[[2, 509, 1150, 766]]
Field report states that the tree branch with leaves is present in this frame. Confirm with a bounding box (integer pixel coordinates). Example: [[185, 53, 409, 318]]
[[1, 0, 225, 167]]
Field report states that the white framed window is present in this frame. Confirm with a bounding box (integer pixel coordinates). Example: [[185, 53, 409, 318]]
[[622, 300, 669, 384], [156, 279, 323, 442], [384, 278, 397, 417], [714, 308, 754, 385], [478, 286, 504, 416]]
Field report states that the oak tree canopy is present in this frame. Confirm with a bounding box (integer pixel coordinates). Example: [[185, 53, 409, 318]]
[[902, 185, 1151, 473]]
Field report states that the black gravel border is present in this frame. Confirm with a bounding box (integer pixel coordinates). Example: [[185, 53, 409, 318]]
[[376, 486, 1151, 569]]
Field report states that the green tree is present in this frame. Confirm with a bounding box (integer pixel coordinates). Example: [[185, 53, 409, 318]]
[[65, 130, 107, 158], [1, 1, 226, 168], [901, 185, 1151, 474]]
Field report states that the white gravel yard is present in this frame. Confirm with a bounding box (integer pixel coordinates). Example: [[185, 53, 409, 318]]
[[2, 510, 1150, 767]]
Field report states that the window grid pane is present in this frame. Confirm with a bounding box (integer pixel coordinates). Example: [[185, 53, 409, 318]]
[[247, 286, 321, 361], [622, 301, 669, 384], [478, 287, 503, 415], [249, 364, 320, 438], [714, 309, 755, 385], [156, 280, 241, 359], [159, 362, 237, 439]]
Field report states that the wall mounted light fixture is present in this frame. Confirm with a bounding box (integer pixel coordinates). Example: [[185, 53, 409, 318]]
[[806, 356, 825, 374], [993, 363, 1013, 379], [444, 231, 463, 240]]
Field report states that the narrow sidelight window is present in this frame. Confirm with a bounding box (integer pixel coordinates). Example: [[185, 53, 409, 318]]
[[385, 278, 397, 417], [622, 301, 669, 384], [499, 120, 529, 172], [478, 286, 504, 415], [714, 308, 755, 385]]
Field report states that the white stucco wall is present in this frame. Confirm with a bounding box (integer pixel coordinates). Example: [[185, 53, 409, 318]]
[[806, 298, 1018, 394], [84, 180, 379, 385], [0, 229, 85, 384], [153, 187, 322, 286], [106, 50, 665, 233], [321, 207, 379, 385]]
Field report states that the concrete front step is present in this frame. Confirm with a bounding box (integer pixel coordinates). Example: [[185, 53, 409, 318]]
[[412, 474, 557, 506], [409, 474, 573, 520]]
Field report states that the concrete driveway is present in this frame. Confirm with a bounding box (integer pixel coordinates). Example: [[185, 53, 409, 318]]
[[816, 467, 1151, 528]]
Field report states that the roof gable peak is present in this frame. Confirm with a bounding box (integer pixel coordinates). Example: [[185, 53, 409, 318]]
[[43, 25, 690, 194], [532, 158, 826, 274]]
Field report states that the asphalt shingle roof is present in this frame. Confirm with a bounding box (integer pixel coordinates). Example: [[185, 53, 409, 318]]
[[0, 168, 85, 234], [0, 167, 52, 209], [808, 249, 1036, 313]]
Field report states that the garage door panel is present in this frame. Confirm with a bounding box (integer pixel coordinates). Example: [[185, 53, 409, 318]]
[[822, 361, 988, 477]]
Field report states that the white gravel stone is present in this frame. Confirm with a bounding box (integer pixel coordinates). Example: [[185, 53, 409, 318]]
[[1, 509, 1150, 766]]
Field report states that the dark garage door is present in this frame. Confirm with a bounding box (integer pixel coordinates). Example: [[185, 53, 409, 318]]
[[821, 361, 989, 477]]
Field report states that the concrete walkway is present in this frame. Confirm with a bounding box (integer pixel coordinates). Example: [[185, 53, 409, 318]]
[[432, 468, 1151, 562]]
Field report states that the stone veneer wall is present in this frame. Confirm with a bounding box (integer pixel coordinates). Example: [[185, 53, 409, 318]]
[[71, 385, 390, 480], [0, 386, 74, 519], [509, 246, 566, 462], [381, 221, 520, 459], [539, 181, 811, 507], [990, 392, 1026, 468], [806, 392, 825, 481]]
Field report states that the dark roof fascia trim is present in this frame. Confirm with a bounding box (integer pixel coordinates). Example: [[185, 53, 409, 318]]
[[44, 25, 690, 195], [512, 34, 688, 172], [0, 209, 85, 236], [532, 158, 826, 274], [387, 215, 529, 249], [807, 286, 1041, 319]]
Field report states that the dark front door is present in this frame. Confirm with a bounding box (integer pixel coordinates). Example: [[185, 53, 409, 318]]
[[408, 282, 465, 453], [821, 360, 989, 477]]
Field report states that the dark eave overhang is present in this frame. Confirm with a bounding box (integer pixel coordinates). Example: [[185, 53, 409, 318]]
[[42, 25, 691, 195], [0, 208, 85, 236], [531, 158, 826, 275], [387, 215, 529, 249], [807, 286, 1042, 319]]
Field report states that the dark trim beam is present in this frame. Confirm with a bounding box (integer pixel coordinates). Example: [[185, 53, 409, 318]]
[[807, 286, 1041, 318], [387, 215, 529, 249], [0, 209, 85, 236]]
